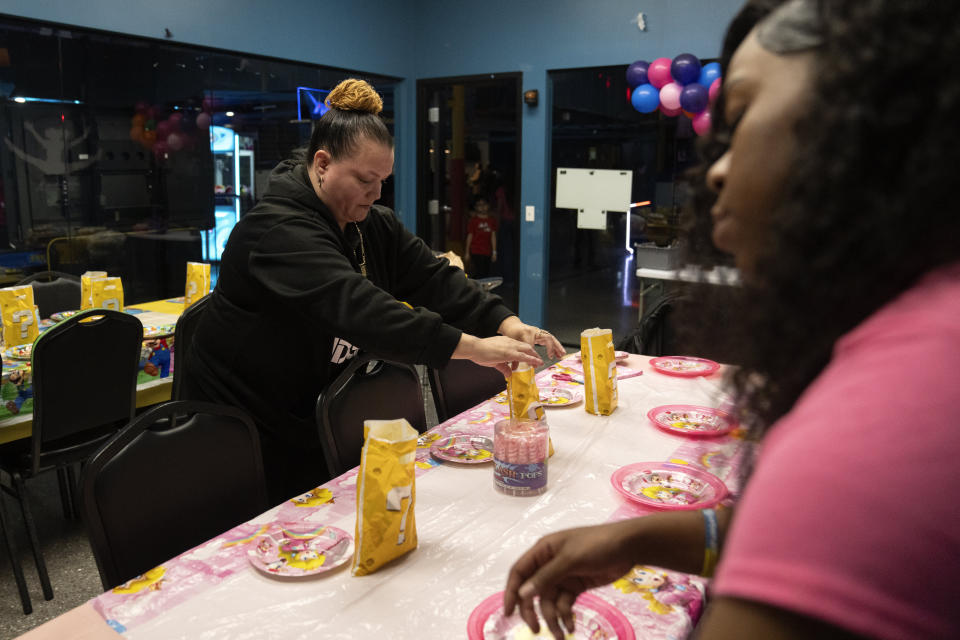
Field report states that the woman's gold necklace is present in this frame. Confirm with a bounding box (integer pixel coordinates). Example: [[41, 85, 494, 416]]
[[354, 222, 367, 277]]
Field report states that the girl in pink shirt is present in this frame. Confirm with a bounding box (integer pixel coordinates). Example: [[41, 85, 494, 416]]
[[503, 2, 960, 639]]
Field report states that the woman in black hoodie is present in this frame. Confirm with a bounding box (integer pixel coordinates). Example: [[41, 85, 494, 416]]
[[183, 78, 563, 502]]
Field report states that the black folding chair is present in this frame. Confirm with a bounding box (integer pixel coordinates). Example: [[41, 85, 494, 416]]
[[0, 309, 142, 602], [428, 359, 506, 424], [171, 293, 210, 401], [81, 400, 268, 589], [316, 353, 426, 477], [17, 270, 81, 319]]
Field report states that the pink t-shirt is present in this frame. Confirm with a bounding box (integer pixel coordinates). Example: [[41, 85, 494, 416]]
[[714, 263, 960, 640]]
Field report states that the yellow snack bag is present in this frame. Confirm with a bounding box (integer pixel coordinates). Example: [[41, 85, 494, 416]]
[[184, 262, 211, 308], [81, 271, 108, 310], [581, 327, 618, 416], [507, 364, 555, 456], [352, 418, 418, 576], [0, 286, 39, 347], [507, 363, 544, 421], [90, 277, 124, 311]]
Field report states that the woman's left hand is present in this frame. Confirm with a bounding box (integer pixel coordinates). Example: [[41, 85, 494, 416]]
[[498, 316, 565, 360]]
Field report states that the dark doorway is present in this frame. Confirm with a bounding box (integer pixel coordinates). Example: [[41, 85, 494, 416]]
[[416, 74, 521, 311]]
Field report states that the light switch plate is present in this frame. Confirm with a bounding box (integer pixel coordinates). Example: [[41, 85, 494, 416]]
[[525, 205, 535, 222]]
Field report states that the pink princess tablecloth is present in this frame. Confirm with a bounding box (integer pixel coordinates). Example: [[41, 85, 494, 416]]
[[83, 354, 747, 639]]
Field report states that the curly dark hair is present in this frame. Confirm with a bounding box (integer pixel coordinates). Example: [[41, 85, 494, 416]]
[[683, 0, 960, 434]]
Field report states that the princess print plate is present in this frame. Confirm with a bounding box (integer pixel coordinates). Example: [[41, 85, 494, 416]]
[[649, 356, 720, 377], [611, 462, 726, 510], [647, 404, 736, 438], [431, 435, 494, 464], [538, 386, 583, 408], [248, 523, 353, 578], [467, 591, 635, 639]]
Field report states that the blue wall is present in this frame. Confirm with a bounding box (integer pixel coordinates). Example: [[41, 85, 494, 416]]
[[410, 0, 744, 325], [2, 0, 743, 325]]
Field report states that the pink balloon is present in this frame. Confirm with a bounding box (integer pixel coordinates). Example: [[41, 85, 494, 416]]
[[648, 57, 673, 89], [693, 110, 712, 136], [196, 112, 211, 129], [168, 112, 183, 132], [166, 133, 184, 151], [155, 120, 172, 140], [660, 104, 682, 117], [709, 78, 722, 103], [659, 82, 683, 111]]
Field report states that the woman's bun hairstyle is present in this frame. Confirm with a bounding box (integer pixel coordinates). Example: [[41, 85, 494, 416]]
[[304, 78, 393, 162], [325, 78, 384, 115]]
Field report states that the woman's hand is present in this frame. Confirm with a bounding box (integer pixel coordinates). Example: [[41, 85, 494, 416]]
[[503, 520, 648, 639], [453, 334, 542, 376], [498, 316, 566, 360], [504, 509, 725, 639]]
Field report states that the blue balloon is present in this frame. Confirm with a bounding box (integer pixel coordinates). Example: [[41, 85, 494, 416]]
[[671, 53, 702, 86], [699, 62, 722, 88], [630, 83, 660, 113], [680, 83, 709, 113], [626, 61, 649, 89]]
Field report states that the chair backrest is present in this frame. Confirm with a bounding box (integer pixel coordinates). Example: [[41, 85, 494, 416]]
[[29, 279, 83, 319], [428, 359, 506, 424], [171, 293, 210, 400], [316, 353, 426, 477], [81, 400, 269, 589], [31, 309, 143, 475], [617, 291, 685, 356]]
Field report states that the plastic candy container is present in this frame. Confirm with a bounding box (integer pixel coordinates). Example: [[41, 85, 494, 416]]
[[493, 419, 549, 496]]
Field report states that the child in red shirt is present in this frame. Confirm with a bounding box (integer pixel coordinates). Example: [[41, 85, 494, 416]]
[[465, 197, 497, 278]]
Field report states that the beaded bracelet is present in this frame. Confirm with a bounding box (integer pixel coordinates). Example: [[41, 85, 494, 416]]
[[701, 508, 719, 577]]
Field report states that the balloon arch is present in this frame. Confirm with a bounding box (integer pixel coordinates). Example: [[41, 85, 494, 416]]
[[626, 55, 721, 136]]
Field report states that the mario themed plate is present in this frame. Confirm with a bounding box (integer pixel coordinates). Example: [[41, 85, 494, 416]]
[[247, 523, 353, 578], [143, 323, 176, 338], [649, 356, 720, 377], [431, 435, 494, 464], [467, 591, 635, 640], [647, 404, 736, 438], [611, 462, 727, 511], [4, 344, 32, 361], [538, 386, 583, 408], [49, 310, 80, 322]]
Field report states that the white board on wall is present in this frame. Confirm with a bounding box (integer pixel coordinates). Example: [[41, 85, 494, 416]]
[[555, 168, 633, 230]]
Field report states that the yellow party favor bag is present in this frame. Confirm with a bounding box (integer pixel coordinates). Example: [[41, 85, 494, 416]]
[[80, 271, 108, 310], [0, 286, 39, 347], [507, 363, 545, 421], [507, 364, 555, 456], [352, 419, 418, 576], [184, 262, 211, 308], [581, 327, 618, 415], [90, 277, 124, 311]]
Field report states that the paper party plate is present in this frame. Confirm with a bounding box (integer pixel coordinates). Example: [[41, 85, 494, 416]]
[[467, 591, 635, 639], [647, 404, 736, 438], [431, 435, 494, 464], [248, 523, 353, 578], [649, 356, 720, 377], [143, 324, 176, 338], [49, 310, 80, 322], [538, 386, 583, 408], [610, 462, 726, 510], [4, 344, 32, 361]]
